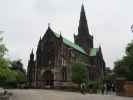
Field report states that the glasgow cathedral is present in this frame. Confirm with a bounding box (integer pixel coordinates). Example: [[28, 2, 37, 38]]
[[27, 4, 106, 88]]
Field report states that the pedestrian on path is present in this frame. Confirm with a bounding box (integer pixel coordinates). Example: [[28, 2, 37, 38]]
[[80, 83, 86, 94]]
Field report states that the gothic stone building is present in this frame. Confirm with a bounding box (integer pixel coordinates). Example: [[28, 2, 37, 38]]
[[27, 5, 106, 88]]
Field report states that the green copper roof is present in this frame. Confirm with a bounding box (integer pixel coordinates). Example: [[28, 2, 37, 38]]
[[89, 48, 98, 56], [63, 38, 86, 54], [53, 32, 87, 55]]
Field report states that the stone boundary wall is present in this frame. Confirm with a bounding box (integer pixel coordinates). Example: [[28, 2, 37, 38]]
[[124, 81, 133, 97], [116, 79, 133, 97]]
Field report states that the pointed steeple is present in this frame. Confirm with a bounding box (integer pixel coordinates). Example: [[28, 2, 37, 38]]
[[59, 32, 63, 42], [45, 23, 55, 36], [30, 49, 34, 61], [60, 32, 62, 38], [80, 4, 86, 20], [31, 49, 33, 54], [78, 4, 89, 36], [98, 45, 103, 58], [48, 23, 51, 30], [74, 4, 93, 50], [99, 45, 102, 51]]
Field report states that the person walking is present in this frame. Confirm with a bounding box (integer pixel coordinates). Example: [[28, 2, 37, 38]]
[[80, 83, 86, 94]]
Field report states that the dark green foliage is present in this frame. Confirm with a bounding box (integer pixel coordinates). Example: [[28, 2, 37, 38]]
[[72, 62, 88, 85], [0, 34, 26, 88], [0, 37, 8, 58], [71, 54, 88, 89], [86, 80, 98, 90], [126, 40, 133, 56], [11, 60, 26, 80], [7, 60, 26, 87], [114, 40, 133, 81]]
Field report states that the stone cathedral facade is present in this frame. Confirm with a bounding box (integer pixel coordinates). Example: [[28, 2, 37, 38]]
[[27, 5, 106, 88]]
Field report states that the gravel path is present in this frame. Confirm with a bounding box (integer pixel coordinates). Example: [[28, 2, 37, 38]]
[[8, 89, 133, 100]]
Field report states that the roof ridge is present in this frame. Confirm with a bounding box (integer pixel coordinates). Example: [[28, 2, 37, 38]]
[[53, 31, 87, 55]]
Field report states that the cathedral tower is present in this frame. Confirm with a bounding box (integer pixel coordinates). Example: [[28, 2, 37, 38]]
[[27, 49, 35, 85], [74, 4, 93, 51]]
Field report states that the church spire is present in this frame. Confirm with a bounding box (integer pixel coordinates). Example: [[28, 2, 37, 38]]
[[78, 4, 89, 36], [74, 4, 93, 50], [30, 49, 34, 61], [81, 4, 85, 17]]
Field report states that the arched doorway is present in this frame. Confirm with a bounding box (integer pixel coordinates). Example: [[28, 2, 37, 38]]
[[43, 70, 54, 88]]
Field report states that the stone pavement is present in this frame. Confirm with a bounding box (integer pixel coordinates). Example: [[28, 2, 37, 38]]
[[8, 89, 133, 100]]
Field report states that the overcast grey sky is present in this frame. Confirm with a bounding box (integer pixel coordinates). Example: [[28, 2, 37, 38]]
[[1, 0, 133, 69]]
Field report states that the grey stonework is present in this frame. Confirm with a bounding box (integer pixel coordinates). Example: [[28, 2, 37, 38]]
[[27, 4, 106, 88]]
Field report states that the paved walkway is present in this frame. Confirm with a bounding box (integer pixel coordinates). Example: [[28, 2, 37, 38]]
[[8, 89, 132, 100]]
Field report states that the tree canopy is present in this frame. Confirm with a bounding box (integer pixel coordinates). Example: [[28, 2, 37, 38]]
[[72, 62, 88, 85], [71, 54, 89, 85], [114, 40, 133, 81], [0, 34, 26, 87]]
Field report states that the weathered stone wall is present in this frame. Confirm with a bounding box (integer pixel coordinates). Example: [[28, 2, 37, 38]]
[[116, 79, 133, 97], [124, 81, 133, 97]]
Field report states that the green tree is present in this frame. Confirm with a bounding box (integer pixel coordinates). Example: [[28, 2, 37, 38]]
[[11, 60, 26, 75], [114, 40, 133, 81], [0, 35, 8, 68], [10, 60, 26, 83], [0, 34, 26, 87], [71, 53, 89, 87], [0, 36, 7, 58], [0, 34, 16, 86], [72, 62, 88, 85]]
